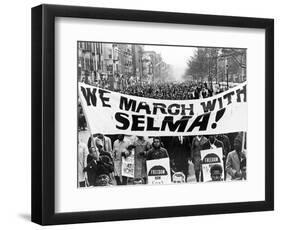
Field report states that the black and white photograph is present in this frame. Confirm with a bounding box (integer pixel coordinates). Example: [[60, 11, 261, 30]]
[[77, 42, 247, 187], [28, 2, 274, 226], [0, 0, 277, 227]]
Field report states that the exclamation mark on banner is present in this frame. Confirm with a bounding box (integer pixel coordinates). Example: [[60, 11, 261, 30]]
[[211, 108, 226, 129]]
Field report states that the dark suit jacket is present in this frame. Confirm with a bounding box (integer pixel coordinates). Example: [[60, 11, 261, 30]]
[[202, 139, 224, 151], [166, 136, 191, 164], [146, 147, 169, 160], [216, 134, 231, 157]]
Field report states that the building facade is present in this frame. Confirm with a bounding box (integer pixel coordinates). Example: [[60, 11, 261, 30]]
[[78, 42, 171, 89]]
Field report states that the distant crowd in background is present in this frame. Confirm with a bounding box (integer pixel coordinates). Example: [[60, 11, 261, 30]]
[[78, 132, 247, 187], [81, 72, 231, 100], [118, 82, 226, 100]]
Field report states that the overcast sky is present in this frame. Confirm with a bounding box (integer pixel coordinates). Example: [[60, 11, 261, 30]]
[[144, 45, 196, 81]]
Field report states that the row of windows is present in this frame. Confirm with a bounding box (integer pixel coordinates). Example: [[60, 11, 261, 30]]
[[78, 42, 103, 55]]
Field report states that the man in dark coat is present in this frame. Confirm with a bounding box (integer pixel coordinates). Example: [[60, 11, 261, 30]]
[[84, 139, 114, 186], [165, 136, 191, 181], [216, 134, 231, 157], [146, 137, 169, 160], [216, 134, 231, 179], [202, 135, 224, 150]]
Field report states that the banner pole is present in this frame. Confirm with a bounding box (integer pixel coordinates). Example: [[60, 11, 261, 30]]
[[242, 131, 246, 151], [78, 86, 96, 149]]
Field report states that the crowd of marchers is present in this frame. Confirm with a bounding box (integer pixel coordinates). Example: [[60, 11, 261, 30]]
[[118, 82, 225, 100], [81, 77, 230, 100], [78, 132, 247, 187]]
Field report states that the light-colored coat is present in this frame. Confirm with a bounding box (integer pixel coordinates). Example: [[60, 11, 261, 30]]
[[133, 139, 151, 179], [78, 142, 88, 185], [89, 136, 112, 154], [191, 136, 208, 171], [226, 150, 243, 179], [113, 139, 130, 177]]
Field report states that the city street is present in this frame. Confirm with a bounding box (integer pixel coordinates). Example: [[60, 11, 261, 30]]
[[77, 41, 246, 187]]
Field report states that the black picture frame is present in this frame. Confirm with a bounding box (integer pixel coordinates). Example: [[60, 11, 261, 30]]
[[31, 4, 274, 225]]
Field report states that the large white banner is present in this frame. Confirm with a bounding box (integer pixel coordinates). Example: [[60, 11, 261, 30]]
[[78, 82, 247, 136]]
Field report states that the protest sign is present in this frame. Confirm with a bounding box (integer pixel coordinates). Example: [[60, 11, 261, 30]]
[[121, 154, 134, 178], [146, 158, 171, 185], [78, 82, 247, 136], [201, 148, 224, 182]]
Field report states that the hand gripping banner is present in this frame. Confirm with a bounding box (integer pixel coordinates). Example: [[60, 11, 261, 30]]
[[78, 82, 247, 136]]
